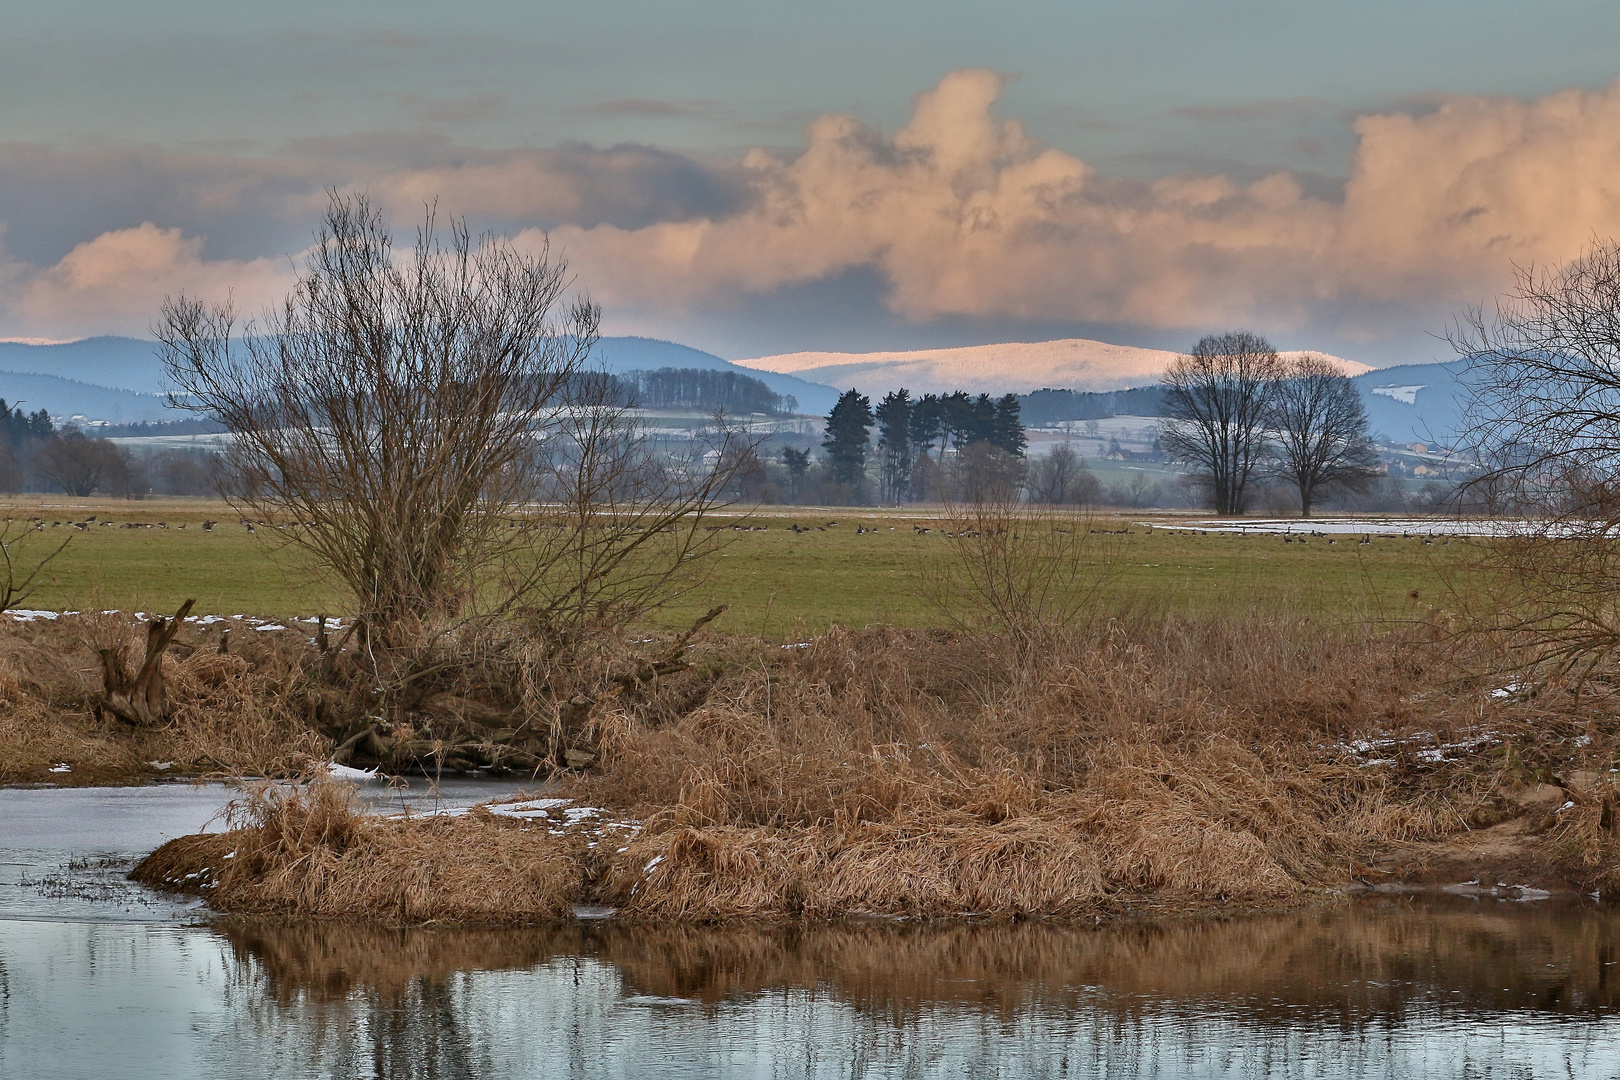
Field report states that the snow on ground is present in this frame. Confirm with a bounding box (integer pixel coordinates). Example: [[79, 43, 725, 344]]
[[1143, 518, 1543, 537]]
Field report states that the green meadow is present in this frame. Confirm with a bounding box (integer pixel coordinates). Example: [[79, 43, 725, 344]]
[[7, 497, 1458, 633]]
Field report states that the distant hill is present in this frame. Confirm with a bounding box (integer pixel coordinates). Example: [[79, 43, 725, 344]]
[[593, 337, 838, 413], [1012, 360, 1471, 449], [0, 334, 841, 421], [1350, 362, 1469, 446], [736, 338, 1370, 398], [0, 370, 173, 424], [0, 337, 170, 393]]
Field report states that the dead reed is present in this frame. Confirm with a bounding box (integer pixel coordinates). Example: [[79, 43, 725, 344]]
[[133, 604, 1620, 923]]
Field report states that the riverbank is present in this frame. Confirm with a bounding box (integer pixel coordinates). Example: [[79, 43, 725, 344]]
[[128, 615, 1620, 923]]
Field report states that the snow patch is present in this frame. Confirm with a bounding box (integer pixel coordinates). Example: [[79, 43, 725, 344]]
[[1370, 384, 1426, 405]]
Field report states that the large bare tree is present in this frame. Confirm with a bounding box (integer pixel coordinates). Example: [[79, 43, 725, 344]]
[[1159, 331, 1283, 515], [1457, 241, 1620, 503], [1267, 355, 1380, 517], [1451, 240, 1620, 679], [158, 193, 736, 653]]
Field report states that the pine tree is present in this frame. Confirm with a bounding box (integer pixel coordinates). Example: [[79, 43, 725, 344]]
[[780, 446, 810, 501], [991, 393, 1027, 456], [821, 389, 874, 486], [908, 393, 945, 458], [875, 389, 912, 502]]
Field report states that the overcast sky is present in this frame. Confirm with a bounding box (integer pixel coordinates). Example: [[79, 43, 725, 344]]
[[5, 0, 1620, 365]]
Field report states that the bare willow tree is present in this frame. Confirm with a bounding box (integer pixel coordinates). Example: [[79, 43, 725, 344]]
[[157, 192, 736, 654], [1268, 355, 1380, 517], [1450, 240, 1620, 681], [1159, 331, 1283, 515]]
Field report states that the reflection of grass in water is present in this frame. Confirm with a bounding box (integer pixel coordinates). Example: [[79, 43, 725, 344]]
[[8, 496, 1455, 630], [218, 900, 1620, 1020]]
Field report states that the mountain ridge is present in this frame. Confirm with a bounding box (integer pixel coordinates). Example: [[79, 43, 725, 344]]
[[736, 338, 1372, 397]]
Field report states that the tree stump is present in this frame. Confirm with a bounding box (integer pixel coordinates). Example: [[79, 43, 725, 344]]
[[100, 599, 195, 725]]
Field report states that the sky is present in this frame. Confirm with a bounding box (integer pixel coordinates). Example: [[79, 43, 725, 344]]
[[4, 0, 1620, 366]]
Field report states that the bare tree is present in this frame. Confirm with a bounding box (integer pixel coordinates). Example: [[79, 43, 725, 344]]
[[1026, 443, 1099, 505], [1268, 355, 1381, 517], [1447, 241, 1620, 680], [1455, 242, 1620, 505], [1159, 332, 1283, 515], [157, 192, 736, 653], [33, 432, 131, 497]]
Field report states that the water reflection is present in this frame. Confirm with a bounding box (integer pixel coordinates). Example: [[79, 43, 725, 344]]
[[178, 899, 1620, 1078]]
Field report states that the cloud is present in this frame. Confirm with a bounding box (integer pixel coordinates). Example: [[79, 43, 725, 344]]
[[7, 71, 1620, 352], [576, 98, 721, 120], [1169, 97, 1335, 123], [398, 94, 508, 125], [3, 223, 291, 338], [539, 70, 1620, 346]]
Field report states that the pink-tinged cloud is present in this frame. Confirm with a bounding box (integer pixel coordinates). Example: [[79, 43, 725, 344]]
[[6, 70, 1620, 346], [534, 70, 1620, 336], [3, 223, 292, 338]]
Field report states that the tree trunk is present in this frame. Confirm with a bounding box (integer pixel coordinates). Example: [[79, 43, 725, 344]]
[[100, 599, 194, 725]]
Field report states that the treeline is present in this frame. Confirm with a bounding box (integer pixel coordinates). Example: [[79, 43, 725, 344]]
[[0, 399, 219, 497], [625, 367, 795, 415], [1016, 386, 1166, 426]]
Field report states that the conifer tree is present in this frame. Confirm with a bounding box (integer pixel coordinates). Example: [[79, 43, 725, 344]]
[[875, 389, 912, 502], [991, 393, 1027, 456], [821, 389, 874, 486]]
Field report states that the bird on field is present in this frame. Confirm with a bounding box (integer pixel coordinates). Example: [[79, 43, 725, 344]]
[[202, 520, 215, 531]]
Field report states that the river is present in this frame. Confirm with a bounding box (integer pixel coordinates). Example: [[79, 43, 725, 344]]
[[4, 782, 1620, 1078]]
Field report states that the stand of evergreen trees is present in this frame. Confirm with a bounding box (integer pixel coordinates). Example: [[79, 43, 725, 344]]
[[627, 368, 794, 415], [804, 388, 1027, 503]]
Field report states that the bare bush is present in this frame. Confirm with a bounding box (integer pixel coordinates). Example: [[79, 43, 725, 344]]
[[159, 193, 739, 658], [923, 498, 1116, 658]]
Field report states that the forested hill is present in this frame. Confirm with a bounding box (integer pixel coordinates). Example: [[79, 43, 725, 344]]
[[626, 368, 791, 414], [591, 338, 838, 413], [0, 334, 841, 422]]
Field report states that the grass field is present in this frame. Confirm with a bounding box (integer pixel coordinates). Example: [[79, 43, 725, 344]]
[[3, 496, 1459, 633]]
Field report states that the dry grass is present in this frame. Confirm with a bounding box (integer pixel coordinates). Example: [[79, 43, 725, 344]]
[[135, 779, 582, 921], [572, 615, 1446, 919], [0, 612, 328, 784], [132, 606, 1620, 923]]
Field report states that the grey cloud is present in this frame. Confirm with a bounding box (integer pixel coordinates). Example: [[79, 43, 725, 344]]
[[1170, 97, 1337, 123], [398, 94, 509, 125], [576, 98, 727, 121], [0, 134, 748, 267]]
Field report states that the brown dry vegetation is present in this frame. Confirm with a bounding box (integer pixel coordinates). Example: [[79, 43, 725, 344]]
[[0, 613, 326, 784], [125, 606, 1620, 923]]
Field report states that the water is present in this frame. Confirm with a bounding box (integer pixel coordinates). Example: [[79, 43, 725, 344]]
[[6, 785, 1620, 1078]]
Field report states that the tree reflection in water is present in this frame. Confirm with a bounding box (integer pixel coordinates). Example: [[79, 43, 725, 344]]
[[209, 898, 1620, 1078]]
